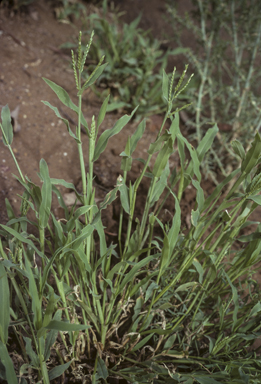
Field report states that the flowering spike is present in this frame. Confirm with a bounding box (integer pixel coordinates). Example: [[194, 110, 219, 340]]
[[81, 30, 95, 73], [90, 115, 96, 141], [77, 31, 82, 70], [169, 67, 176, 103], [71, 50, 79, 89], [174, 64, 189, 97]]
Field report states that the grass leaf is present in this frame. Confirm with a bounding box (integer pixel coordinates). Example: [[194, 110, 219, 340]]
[[24, 252, 42, 330], [44, 320, 91, 332], [152, 138, 173, 178], [0, 105, 13, 146], [93, 107, 138, 161], [48, 360, 72, 381], [42, 78, 88, 130], [42, 101, 82, 142], [96, 357, 108, 380], [39, 159, 52, 229], [0, 341, 18, 384], [0, 263, 9, 344]]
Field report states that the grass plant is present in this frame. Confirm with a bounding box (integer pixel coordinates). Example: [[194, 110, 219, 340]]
[[1, 31, 261, 383], [61, 0, 177, 119], [54, 0, 86, 21], [167, 0, 261, 183]]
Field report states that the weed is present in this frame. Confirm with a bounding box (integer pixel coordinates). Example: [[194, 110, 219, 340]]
[[1, 31, 261, 383], [61, 1, 178, 119], [167, 0, 261, 183], [54, 0, 86, 21]]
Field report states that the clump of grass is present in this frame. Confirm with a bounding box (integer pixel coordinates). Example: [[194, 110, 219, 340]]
[[1, 31, 261, 384], [167, 0, 261, 183], [61, 0, 177, 119], [54, 0, 86, 21]]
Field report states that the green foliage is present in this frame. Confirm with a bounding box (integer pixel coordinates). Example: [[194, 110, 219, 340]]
[[167, 0, 261, 183], [54, 0, 86, 21], [1, 30, 261, 383], [62, 3, 179, 118]]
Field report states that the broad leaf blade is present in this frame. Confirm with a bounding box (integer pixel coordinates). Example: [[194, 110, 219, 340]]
[[197, 124, 218, 162], [118, 177, 130, 214], [42, 77, 88, 130], [97, 94, 110, 130], [41, 101, 82, 142], [231, 139, 246, 160], [81, 63, 108, 91], [96, 357, 108, 380], [48, 361, 72, 381], [93, 107, 138, 162]]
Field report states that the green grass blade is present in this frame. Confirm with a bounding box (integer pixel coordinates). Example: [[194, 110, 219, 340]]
[[93, 107, 138, 162], [96, 357, 108, 380], [231, 139, 246, 160], [5, 198, 16, 222], [81, 63, 108, 91], [132, 333, 154, 352], [71, 224, 94, 251], [42, 78, 88, 130], [192, 179, 205, 212], [42, 101, 82, 142], [202, 169, 240, 210], [24, 336, 39, 367], [150, 163, 170, 205], [48, 361, 72, 381], [0, 225, 44, 259], [152, 138, 173, 178], [0, 341, 18, 384], [118, 177, 130, 214], [167, 190, 181, 257], [44, 310, 61, 361], [178, 133, 201, 181], [39, 159, 52, 229], [241, 132, 261, 174], [24, 252, 42, 330], [118, 256, 154, 292], [158, 233, 170, 277], [196, 124, 219, 162], [0, 105, 13, 146], [44, 320, 91, 332], [0, 263, 9, 345]]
